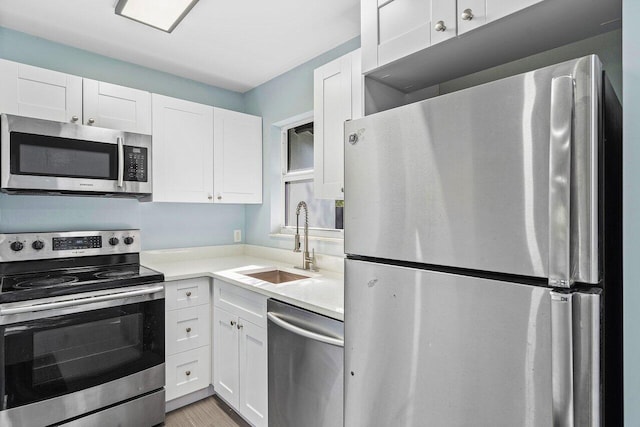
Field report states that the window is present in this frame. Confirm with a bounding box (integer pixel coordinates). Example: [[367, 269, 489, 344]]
[[281, 119, 343, 237]]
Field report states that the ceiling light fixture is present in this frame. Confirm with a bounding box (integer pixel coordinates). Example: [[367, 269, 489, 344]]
[[115, 0, 199, 33]]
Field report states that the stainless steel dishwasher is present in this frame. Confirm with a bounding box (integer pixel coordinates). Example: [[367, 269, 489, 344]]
[[267, 299, 344, 427]]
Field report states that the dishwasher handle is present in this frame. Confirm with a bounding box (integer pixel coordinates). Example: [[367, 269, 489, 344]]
[[267, 312, 344, 347]]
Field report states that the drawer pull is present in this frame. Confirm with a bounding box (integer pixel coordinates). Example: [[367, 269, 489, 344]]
[[186, 327, 192, 333], [186, 370, 191, 376], [186, 291, 192, 297]]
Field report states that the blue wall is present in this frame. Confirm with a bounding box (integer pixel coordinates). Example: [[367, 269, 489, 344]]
[[243, 37, 360, 256], [623, 1, 639, 424], [0, 27, 245, 250]]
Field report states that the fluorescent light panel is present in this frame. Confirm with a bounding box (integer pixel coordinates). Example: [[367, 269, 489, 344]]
[[115, 0, 199, 33]]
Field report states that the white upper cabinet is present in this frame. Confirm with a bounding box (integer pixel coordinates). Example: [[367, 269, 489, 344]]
[[314, 49, 362, 200], [152, 94, 214, 203], [0, 59, 82, 123], [362, 0, 543, 72], [213, 108, 262, 204], [0, 59, 152, 133], [83, 79, 151, 134]]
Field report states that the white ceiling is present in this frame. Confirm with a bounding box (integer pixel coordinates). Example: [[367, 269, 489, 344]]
[[0, 0, 360, 93]]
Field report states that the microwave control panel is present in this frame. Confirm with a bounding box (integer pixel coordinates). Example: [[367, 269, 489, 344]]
[[124, 146, 148, 182]]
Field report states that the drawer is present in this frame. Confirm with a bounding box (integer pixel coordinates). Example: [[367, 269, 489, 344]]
[[165, 277, 210, 311], [213, 279, 267, 327], [166, 305, 211, 355], [165, 346, 211, 402]]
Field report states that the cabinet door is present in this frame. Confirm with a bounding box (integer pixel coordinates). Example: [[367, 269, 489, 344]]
[[362, 0, 433, 71], [165, 346, 211, 402], [239, 320, 268, 427], [83, 79, 151, 133], [314, 50, 362, 200], [457, 0, 486, 34], [0, 59, 82, 123], [213, 307, 240, 409], [166, 305, 211, 355], [152, 94, 214, 203], [430, 0, 457, 45], [213, 108, 262, 204]]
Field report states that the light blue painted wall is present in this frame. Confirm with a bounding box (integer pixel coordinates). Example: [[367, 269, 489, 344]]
[[243, 37, 360, 256], [623, 1, 639, 424], [0, 27, 246, 249]]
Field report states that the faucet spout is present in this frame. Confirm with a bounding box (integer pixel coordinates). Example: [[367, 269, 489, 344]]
[[293, 201, 317, 271]]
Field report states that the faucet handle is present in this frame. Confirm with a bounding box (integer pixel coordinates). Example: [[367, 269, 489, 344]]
[[310, 248, 319, 272]]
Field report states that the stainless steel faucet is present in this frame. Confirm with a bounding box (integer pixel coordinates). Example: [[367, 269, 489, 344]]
[[293, 201, 318, 271]]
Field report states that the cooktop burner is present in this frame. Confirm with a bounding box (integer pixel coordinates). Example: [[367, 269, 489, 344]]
[[94, 270, 138, 279], [14, 275, 79, 289]]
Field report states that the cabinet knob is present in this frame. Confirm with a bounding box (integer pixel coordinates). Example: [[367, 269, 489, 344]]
[[434, 20, 446, 32], [186, 327, 192, 333], [461, 8, 474, 20], [87, 118, 95, 125], [71, 115, 79, 122], [237, 323, 243, 330], [348, 133, 359, 145], [186, 370, 191, 376], [217, 195, 222, 200], [186, 291, 192, 297], [230, 320, 237, 326], [208, 194, 213, 200]]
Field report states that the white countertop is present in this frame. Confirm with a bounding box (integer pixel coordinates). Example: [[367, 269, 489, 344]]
[[141, 245, 344, 321]]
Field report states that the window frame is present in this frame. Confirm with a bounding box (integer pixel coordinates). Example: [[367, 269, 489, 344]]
[[279, 114, 344, 239]]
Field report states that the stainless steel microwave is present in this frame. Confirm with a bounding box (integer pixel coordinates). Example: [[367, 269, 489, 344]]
[[0, 114, 152, 197]]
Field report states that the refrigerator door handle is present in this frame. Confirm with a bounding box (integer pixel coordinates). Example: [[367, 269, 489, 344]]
[[548, 75, 575, 288], [550, 291, 575, 427]]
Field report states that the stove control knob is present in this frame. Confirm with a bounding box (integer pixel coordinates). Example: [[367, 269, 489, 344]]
[[109, 237, 120, 246], [10, 241, 24, 251], [32, 240, 45, 250], [124, 236, 134, 245]]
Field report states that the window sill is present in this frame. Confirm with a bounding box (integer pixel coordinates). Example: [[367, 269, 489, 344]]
[[269, 233, 344, 244]]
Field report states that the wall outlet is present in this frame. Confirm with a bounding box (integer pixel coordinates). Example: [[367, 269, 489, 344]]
[[234, 229, 242, 243]]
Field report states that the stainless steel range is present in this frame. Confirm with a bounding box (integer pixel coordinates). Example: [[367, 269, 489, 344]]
[[0, 229, 165, 427]]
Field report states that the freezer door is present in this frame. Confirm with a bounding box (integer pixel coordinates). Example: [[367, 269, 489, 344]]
[[345, 55, 601, 285], [345, 259, 601, 427]]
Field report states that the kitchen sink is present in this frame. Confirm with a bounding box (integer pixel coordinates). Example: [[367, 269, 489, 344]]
[[243, 269, 309, 284]]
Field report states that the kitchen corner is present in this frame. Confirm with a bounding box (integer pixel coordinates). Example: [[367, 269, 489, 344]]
[[141, 244, 344, 320]]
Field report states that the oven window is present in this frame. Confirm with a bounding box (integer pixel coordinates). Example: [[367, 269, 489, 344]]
[[10, 132, 117, 180], [1, 299, 164, 410]]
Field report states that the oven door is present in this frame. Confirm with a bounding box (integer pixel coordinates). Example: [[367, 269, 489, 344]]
[[0, 284, 164, 427], [0, 114, 152, 195]]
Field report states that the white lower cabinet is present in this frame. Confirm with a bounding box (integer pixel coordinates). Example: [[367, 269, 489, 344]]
[[165, 278, 211, 403], [213, 280, 268, 427]]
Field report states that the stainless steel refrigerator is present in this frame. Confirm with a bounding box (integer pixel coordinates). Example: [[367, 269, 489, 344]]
[[344, 55, 622, 427]]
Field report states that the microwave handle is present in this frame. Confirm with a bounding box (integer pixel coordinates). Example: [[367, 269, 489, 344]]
[[117, 137, 124, 188]]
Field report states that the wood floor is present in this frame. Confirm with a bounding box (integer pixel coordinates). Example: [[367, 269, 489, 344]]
[[165, 395, 250, 427]]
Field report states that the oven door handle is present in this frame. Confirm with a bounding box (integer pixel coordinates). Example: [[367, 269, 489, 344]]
[[0, 285, 164, 315]]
